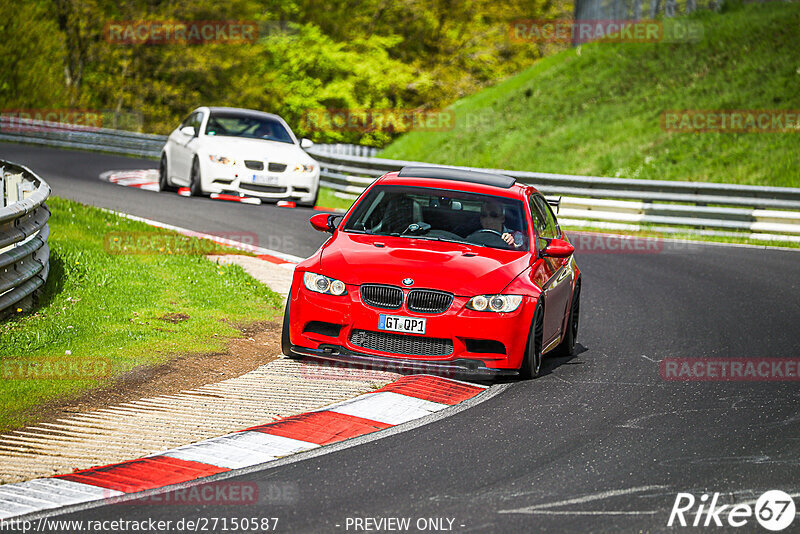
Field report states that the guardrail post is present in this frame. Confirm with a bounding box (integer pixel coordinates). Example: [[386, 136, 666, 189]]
[[0, 166, 4, 208]]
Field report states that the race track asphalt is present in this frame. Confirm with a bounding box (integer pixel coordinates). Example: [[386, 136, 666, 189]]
[[3, 142, 798, 532], [0, 142, 328, 258]]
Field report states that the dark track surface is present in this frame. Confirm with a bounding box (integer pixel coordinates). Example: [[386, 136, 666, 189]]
[[0, 142, 328, 258], [5, 143, 799, 532]]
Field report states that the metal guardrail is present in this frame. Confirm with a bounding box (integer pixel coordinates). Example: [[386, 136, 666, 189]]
[[311, 143, 379, 158], [306, 148, 800, 242], [0, 119, 380, 160], [0, 118, 166, 158], [0, 161, 51, 318]]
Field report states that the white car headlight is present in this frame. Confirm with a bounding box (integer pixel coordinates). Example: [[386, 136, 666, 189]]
[[303, 272, 347, 295], [294, 164, 315, 173], [467, 294, 523, 313], [208, 155, 235, 165]]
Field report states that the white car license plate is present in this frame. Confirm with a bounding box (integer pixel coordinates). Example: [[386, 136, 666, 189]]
[[250, 173, 280, 185], [378, 314, 426, 335]]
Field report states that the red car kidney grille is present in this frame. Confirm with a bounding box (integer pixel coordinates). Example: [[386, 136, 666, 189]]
[[407, 290, 453, 314], [360, 284, 403, 309]]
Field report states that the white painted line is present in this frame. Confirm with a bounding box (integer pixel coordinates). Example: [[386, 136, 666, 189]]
[[0, 487, 56, 506], [23, 478, 123, 500], [99, 208, 304, 263], [326, 392, 450, 425], [506, 509, 660, 516], [160, 431, 319, 469], [0, 479, 123, 519], [0, 497, 38, 519], [497, 485, 669, 515]]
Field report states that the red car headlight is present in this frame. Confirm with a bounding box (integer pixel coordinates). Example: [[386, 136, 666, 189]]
[[467, 294, 523, 313], [303, 272, 347, 296]]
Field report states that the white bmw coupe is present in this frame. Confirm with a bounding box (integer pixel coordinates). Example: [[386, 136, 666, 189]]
[[159, 106, 320, 205]]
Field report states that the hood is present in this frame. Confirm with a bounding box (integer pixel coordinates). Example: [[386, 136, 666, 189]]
[[198, 136, 314, 164], [318, 233, 530, 296]]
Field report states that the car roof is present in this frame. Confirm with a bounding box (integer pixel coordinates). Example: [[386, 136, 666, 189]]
[[205, 106, 285, 122], [398, 166, 516, 188], [378, 168, 536, 198]]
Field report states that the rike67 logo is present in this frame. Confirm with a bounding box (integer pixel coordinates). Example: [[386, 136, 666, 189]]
[[668, 490, 795, 531]]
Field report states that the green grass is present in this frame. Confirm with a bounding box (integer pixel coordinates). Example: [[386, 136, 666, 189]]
[[380, 2, 800, 188], [316, 186, 356, 211], [0, 197, 282, 431]]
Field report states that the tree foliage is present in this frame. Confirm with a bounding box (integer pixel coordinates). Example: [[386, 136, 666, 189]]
[[4, 0, 571, 144]]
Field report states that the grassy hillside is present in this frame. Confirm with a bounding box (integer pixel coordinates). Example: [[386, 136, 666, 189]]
[[380, 2, 800, 187]]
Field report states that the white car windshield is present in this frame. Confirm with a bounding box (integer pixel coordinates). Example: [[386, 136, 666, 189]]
[[343, 185, 529, 251], [205, 112, 294, 144]]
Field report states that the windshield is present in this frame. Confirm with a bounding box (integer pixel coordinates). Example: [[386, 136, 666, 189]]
[[204, 112, 294, 144], [343, 185, 529, 251]]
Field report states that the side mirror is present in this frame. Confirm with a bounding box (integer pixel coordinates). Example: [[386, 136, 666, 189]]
[[300, 138, 314, 149], [310, 213, 341, 233], [180, 126, 196, 137], [542, 238, 574, 258]]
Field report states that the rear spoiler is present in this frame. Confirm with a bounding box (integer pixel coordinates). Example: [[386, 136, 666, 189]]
[[547, 196, 561, 213]]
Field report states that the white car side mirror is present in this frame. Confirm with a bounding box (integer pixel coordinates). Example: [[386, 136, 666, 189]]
[[300, 138, 313, 149], [180, 126, 196, 137]]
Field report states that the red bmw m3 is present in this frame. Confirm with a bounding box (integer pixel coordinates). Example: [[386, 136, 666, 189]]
[[281, 166, 580, 379]]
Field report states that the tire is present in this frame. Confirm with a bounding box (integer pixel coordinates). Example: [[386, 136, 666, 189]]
[[189, 157, 203, 196], [159, 154, 177, 192], [519, 302, 544, 379], [553, 283, 580, 358], [281, 296, 302, 359]]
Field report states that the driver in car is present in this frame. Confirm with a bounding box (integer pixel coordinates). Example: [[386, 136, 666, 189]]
[[480, 200, 524, 249]]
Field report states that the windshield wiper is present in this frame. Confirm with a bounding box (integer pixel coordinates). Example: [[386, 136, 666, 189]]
[[402, 235, 473, 246]]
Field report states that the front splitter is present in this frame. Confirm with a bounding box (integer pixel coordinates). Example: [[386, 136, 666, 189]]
[[290, 345, 518, 380]]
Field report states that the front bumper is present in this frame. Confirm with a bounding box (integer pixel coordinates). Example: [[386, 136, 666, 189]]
[[203, 164, 319, 201], [289, 344, 518, 379], [289, 279, 537, 373]]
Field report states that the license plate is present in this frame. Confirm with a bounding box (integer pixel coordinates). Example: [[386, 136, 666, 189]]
[[378, 314, 426, 335], [250, 173, 279, 185]]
